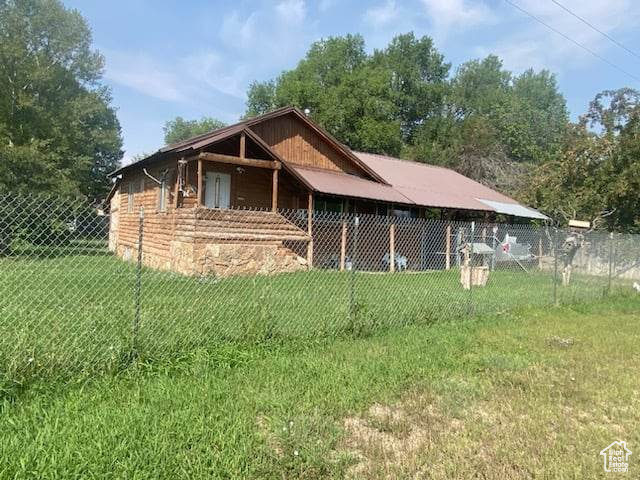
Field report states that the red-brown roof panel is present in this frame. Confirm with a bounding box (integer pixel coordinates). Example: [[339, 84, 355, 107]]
[[291, 165, 412, 204], [354, 151, 517, 206]]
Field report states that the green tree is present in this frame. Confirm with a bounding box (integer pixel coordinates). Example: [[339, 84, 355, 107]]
[[604, 108, 640, 231], [244, 36, 572, 198], [163, 116, 226, 145], [521, 124, 613, 224], [0, 0, 123, 199], [499, 69, 568, 163], [580, 87, 640, 136], [370, 32, 450, 142], [407, 56, 566, 192], [522, 88, 640, 231], [244, 33, 449, 156], [245, 80, 276, 117], [449, 55, 510, 117]]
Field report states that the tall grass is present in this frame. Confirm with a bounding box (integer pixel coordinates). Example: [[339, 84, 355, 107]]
[[0, 249, 628, 395], [0, 296, 638, 478]]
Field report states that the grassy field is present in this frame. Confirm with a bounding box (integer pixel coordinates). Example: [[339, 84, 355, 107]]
[[0, 247, 631, 394], [0, 295, 638, 478]]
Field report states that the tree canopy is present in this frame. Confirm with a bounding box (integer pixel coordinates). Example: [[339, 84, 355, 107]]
[[245, 33, 640, 231], [245, 35, 568, 191], [522, 88, 640, 232], [163, 116, 226, 145], [246, 33, 450, 157], [0, 0, 122, 200]]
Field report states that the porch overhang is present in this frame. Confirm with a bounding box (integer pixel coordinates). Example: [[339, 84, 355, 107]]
[[196, 152, 281, 170]]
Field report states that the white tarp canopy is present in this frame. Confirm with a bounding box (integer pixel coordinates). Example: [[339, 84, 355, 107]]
[[475, 198, 549, 220]]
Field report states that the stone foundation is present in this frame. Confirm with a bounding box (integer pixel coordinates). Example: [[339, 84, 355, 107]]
[[116, 240, 308, 278], [199, 243, 308, 277]]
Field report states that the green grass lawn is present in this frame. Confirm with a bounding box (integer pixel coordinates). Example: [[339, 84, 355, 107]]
[[0, 295, 638, 478], [0, 248, 631, 394]]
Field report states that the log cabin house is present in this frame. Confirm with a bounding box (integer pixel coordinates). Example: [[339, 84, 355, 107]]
[[107, 106, 547, 276]]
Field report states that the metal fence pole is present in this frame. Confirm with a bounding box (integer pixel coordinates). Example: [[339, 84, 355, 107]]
[[132, 207, 144, 359], [467, 222, 475, 316], [553, 226, 559, 306], [607, 232, 614, 295], [349, 215, 359, 323]]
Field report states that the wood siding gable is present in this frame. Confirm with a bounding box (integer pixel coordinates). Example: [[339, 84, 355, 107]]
[[249, 112, 373, 179]]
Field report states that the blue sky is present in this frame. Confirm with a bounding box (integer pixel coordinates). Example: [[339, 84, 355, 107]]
[[63, 0, 640, 163]]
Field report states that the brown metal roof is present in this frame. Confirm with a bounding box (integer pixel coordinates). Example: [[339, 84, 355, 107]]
[[110, 107, 387, 185], [107, 105, 546, 219], [354, 152, 538, 214], [291, 165, 411, 205]]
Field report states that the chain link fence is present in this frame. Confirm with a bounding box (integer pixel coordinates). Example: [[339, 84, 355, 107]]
[[1, 193, 638, 390]]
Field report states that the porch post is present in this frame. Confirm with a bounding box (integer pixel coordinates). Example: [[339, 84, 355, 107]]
[[197, 158, 203, 206], [307, 192, 313, 268], [271, 168, 278, 211]]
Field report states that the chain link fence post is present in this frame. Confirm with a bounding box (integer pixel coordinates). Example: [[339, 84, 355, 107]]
[[467, 221, 475, 316], [553, 226, 559, 306], [132, 207, 144, 360], [349, 215, 359, 324], [607, 232, 614, 295]]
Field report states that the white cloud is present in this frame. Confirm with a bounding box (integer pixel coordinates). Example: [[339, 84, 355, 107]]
[[103, 48, 248, 107], [104, 1, 317, 111], [183, 51, 248, 99], [421, 0, 494, 32], [218, 3, 314, 70], [276, 0, 306, 24], [104, 52, 187, 102], [483, 0, 640, 73], [364, 0, 400, 27], [220, 11, 257, 49]]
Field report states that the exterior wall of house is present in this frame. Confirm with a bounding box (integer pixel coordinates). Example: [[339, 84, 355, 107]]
[[250, 114, 367, 176], [112, 160, 310, 276], [116, 159, 181, 269]]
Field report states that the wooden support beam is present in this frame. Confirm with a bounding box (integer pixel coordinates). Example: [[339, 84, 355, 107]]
[[307, 192, 313, 268], [239, 132, 246, 160], [340, 220, 347, 271], [198, 152, 281, 170], [271, 168, 278, 212], [389, 222, 396, 272], [445, 224, 451, 270], [197, 158, 203, 207]]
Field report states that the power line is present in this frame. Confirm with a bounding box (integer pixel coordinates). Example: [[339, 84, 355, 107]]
[[550, 0, 640, 61], [503, 0, 640, 84]]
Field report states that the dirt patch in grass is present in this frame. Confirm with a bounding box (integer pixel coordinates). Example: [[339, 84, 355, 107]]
[[339, 350, 640, 479], [341, 394, 465, 479]]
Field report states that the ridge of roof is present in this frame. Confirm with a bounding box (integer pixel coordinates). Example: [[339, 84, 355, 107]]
[[161, 106, 298, 153], [353, 151, 462, 174]]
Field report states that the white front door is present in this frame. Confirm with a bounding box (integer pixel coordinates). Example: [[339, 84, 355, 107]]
[[204, 172, 231, 209]]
